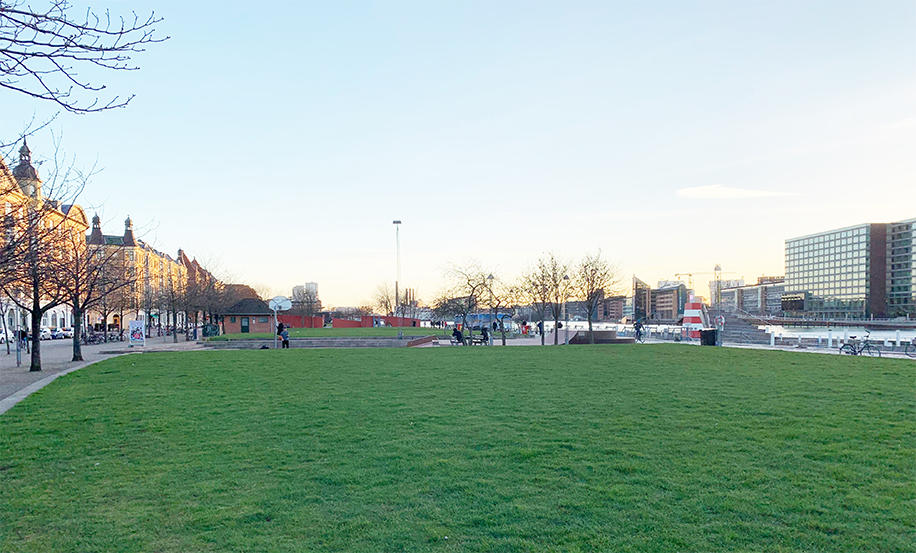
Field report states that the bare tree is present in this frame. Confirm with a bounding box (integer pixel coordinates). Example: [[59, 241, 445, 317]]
[[573, 251, 618, 343], [482, 274, 519, 346], [162, 269, 186, 343], [291, 286, 321, 317], [0, 1, 167, 113], [1, 202, 71, 370], [519, 268, 550, 346], [436, 266, 489, 343], [533, 254, 569, 345], [374, 283, 395, 316], [50, 224, 131, 360], [0, 138, 88, 370]]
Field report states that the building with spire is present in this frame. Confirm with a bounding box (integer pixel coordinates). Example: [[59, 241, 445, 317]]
[[87, 215, 219, 332], [1, 139, 89, 332]]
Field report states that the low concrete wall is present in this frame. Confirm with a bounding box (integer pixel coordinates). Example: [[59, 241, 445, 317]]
[[205, 336, 434, 349], [568, 331, 634, 344]]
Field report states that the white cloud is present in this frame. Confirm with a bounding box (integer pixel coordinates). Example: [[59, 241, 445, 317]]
[[676, 185, 795, 199]]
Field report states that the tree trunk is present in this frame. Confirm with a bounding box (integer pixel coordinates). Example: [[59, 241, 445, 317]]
[[29, 298, 41, 371], [72, 306, 83, 361], [462, 314, 471, 344], [553, 313, 559, 345], [2, 304, 10, 355], [172, 308, 178, 343], [588, 316, 594, 344], [540, 316, 545, 346]]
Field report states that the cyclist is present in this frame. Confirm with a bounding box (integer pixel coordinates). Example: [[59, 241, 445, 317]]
[[634, 319, 645, 342]]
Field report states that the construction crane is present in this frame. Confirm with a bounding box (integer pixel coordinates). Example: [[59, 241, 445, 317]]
[[673, 265, 738, 304]]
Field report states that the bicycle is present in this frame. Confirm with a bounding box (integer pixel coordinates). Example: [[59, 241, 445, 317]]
[[904, 338, 916, 358], [634, 325, 646, 344], [839, 330, 881, 357]]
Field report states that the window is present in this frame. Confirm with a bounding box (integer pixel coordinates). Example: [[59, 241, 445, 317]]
[[230, 316, 236, 323], [257, 317, 269, 323]]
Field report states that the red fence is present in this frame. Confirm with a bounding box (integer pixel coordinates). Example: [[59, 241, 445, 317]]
[[280, 315, 423, 329], [360, 315, 421, 327], [332, 318, 363, 328], [278, 315, 324, 328]]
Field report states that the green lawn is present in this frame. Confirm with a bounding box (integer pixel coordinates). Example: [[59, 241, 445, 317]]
[[1, 346, 913, 552], [210, 326, 445, 340]]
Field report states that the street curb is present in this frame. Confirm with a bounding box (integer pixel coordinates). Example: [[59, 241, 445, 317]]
[[0, 356, 120, 416]]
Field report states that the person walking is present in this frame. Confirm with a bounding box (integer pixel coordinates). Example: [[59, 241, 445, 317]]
[[280, 328, 290, 349]]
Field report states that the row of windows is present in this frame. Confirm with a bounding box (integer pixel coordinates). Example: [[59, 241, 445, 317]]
[[787, 273, 867, 282], [786, 227, 867, 247], [787, 285, 866, 295]]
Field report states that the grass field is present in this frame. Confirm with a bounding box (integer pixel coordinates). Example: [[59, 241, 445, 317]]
[[210, 326, 446, 340], [1, 345, 913, 552]]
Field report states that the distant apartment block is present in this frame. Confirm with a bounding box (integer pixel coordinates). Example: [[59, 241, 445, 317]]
[[293, 282, 318, 297], [784, 219, 914, 319], [708, 279, 744, 307], [628, 277, 688, 322], [599, 295, 626, 321], [887, 218, 916, 316], [719, 276, 785, 315], [650, 283, 688, 321]]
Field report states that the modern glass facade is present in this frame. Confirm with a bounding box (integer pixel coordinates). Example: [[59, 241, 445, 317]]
[[784, 224, 872, 318], [886, 218, 915, 317]]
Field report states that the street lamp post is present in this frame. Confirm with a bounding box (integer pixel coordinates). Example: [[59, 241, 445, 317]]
[[487, 274, 494, 346], [563, 274, 570, 345], [392, 220, 402, 318]]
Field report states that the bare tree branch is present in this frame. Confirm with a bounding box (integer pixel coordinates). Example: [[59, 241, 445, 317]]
[[0, 1, 168, 113]]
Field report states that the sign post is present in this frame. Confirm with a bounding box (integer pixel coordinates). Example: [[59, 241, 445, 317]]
[[129, 320, 146, 348], [268, 296, 292, 348], [715, 314, 725, 346]]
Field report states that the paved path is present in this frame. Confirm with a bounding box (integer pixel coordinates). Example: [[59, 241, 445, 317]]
[[0, 335, 204, 414]]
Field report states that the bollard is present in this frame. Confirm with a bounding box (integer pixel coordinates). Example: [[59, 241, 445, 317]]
[[827, 329, 832, 348], [896, 330, 901, 347], [843, 328, 848, 344], [769, 333, 775, 346]]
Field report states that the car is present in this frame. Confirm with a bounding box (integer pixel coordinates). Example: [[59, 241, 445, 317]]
[[50, 328, 66, 340], [0, 328, 13, 344], [61, 327, 74, 338], [39, 327, 51, 340]]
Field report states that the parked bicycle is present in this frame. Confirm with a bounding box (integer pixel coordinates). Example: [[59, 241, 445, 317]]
[[904, 338, 916, 358], [81, 332, 104, 345], [839, 330, 881, 357]]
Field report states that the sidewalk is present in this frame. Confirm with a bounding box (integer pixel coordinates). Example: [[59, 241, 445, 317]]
[[0, 334, 204, 411]]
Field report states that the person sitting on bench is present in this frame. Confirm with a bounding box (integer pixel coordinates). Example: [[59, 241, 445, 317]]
[[452, 327, 464, 345]]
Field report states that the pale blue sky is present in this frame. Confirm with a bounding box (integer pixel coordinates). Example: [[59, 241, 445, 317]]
[[5, 1, 916, 305]]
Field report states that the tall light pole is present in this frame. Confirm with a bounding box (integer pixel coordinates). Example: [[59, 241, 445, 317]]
[[563, 274, 570, 345], [393, 220, 402, 318], [487, 274, 494, 346]]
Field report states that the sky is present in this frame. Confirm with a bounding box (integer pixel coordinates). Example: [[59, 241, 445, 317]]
[[3, 1, 915, 306]]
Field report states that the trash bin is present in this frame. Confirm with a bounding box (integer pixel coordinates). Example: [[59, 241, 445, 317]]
[[700, 328, 717, 346]]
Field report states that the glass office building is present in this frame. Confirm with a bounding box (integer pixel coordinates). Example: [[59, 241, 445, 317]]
[[887, 218, 915, 317], [784, 224, 878, 318]]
